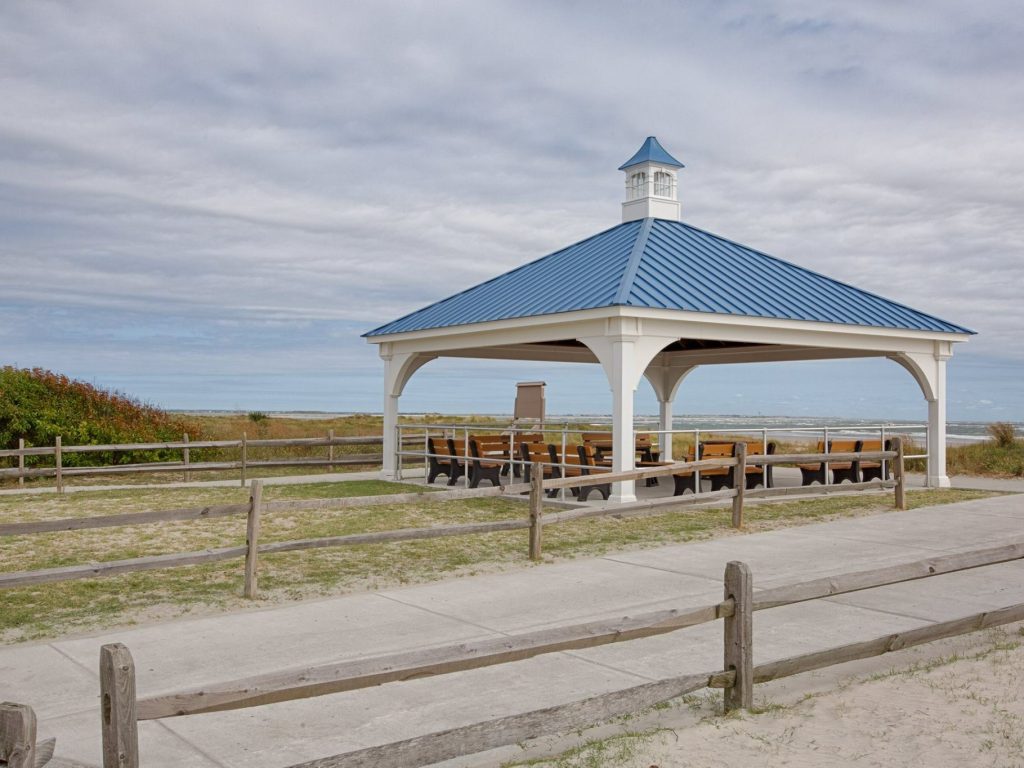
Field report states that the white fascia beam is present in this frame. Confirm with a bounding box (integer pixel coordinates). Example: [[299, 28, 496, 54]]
[[365, 306, 969, 359], [654, 345, 890, 367]]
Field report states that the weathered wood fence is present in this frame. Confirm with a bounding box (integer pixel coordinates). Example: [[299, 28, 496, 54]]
[[0, 433, 422, 491], [0, 442, 907, 594], [6, 537, 1021, 767]]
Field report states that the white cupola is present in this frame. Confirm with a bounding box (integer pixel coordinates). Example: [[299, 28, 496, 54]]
[[619, 136, 684, 223]]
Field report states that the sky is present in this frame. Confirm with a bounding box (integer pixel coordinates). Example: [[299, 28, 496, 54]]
[[1, 1, 1023, 423]]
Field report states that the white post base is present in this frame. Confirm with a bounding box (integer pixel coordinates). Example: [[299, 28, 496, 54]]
[[927, 474, 951, 489]]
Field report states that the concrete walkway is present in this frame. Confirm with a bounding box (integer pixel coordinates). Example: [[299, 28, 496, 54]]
[[2, 495, 1023, 767]]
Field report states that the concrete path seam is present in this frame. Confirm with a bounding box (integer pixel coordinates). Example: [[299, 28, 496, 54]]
[[558, 651, 660, 683], [373, 592, 511, 637], [154, 720, 233, 768], [819, 597, 941, 624], [597, 554, 732, 582], [49, 643, 99, 679]]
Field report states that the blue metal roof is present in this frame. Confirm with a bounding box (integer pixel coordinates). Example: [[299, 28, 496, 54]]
[[365, 218, 974, 337], [618, 137, 684, 170]]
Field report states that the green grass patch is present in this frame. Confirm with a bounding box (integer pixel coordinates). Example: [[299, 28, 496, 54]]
[[0, 484, 1001, 642], [947, 440, 1024, 478]]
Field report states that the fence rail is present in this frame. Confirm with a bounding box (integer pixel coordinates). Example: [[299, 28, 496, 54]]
[[0, 433, 423, 491], [6, 534, 1018, 767], [0, 442, 907, 593]]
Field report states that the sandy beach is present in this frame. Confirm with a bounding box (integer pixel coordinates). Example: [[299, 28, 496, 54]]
[[520, 623, 1024, 768]]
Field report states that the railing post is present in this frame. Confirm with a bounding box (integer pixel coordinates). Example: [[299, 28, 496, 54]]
[[244, 479, 264, 598], [54, 435, 63, 494], [183, 432, 190, 482], [0, 701, 36, 768], [17, 438, 24, 488], [240, 431, 247, 487], [822, 426, 830, 486], [723, 561, 753, 712], [328, 428, 335, 467], [100, 643, 139, 768], [528, 463, 543, 561], [880, 425, 887, 479], [892, 436, 906, 511], [731, 442, 747, 529]]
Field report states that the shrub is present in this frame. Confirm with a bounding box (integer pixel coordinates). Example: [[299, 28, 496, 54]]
[[0, 367, 200, 466], [987, 422, 1016, 448], [248, 411, 269, 424]]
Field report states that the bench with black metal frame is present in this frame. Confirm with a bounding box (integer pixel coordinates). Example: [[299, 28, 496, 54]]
[[798, 440, 860, 486], [465, 437, 504, 488], [520, 441, 561, 498], [575, 444, 612, 502], [857, 438, 891, 482], [698, 442, 737, 491], [426, 436, 456, 485], [444, 437, 470, 486]]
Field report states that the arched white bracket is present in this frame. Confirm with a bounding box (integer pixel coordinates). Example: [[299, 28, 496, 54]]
[[381, 349, 437, 479], [385, 350, 438, 398], [579, 332, 679, 503], [888, 352, 937, 402], [643, 363, 697, 462], [888, 351, 950, 488]]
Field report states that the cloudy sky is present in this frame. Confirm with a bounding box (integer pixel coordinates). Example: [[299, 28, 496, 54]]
[[2, 1, 1022, 422]]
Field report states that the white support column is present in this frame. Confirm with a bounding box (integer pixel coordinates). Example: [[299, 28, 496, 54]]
[[658, 398, 674, 461], [382, 391, 400, 479], [609, 338, 637, 504], [927, 355, 950, 488], [583, 327, 676, 505]]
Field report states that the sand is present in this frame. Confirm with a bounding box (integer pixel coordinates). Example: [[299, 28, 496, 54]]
[[516, 624, 1024, 768]]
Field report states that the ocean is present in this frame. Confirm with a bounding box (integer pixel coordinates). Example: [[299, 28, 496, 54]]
[[178, 411, 1015, 446]]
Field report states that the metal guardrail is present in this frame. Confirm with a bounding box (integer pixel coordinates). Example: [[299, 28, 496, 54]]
[[396, 421, 930, 495]]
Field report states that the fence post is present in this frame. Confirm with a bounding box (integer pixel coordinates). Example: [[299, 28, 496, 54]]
[[892, 436, 906, 511], [17, 438, 24, 488], [240, 431, 247, 487], [731, 442, 747, 529], [244, 479, 264, 598], [328, 428, 335, 466], [55, 436, 63, 494], [723, 561, 753, 712], [183, 433, 191, 482], [0, 701, 36, 768], [528, 463, 543, 561], [100, 643, 139, 768]]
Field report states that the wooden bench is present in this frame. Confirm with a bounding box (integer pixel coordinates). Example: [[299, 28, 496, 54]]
[[857, 439, 890, 482], [505, 432, 543, 477], [467, 435, 506, 488], [575, 444, 612, 502], [704, 440, 777, 489], [670, 452, 698, 495], [798, 440, 859, 485], [581, 432, 657, 464], [697, 442, 736, 491], [426, 436, 456, 485], [444, 437, 471, 486], [519, 441, 561, 497]]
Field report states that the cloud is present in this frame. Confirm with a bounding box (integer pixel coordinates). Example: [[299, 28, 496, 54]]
[[0, 0, 1021, 414]]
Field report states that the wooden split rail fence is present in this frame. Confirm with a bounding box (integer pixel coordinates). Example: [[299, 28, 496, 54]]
[[0, 441, 907, 594], [5, 537, 1023, 768], [0, 433, 423, 491]]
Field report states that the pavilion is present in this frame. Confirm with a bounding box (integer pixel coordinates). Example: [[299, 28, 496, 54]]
[[364, 137, 973, 502]]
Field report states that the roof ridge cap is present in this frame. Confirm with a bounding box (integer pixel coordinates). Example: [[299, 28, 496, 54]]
[[614, 218, 654, 305]]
